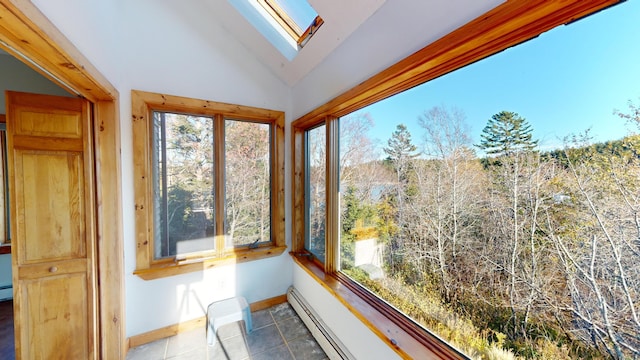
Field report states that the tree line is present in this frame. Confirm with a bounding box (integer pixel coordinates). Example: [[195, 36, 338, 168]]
[[339, 105, 640, 359]]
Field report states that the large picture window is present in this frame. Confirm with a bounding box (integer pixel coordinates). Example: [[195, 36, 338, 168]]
[[292, 1, 634, 359], [133, 90, 285, 279]]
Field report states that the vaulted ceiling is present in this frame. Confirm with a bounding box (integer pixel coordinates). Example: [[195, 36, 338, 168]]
[[204, 0, 505, 86]]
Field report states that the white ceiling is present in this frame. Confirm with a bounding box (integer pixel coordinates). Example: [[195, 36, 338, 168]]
[[203, 0, 505, 87]]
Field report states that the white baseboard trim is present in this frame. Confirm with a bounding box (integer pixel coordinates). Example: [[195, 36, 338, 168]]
[[287, 286, 354, 360]]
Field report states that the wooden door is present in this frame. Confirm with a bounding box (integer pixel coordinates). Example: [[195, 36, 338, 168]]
[[6, 91, 97, 359]]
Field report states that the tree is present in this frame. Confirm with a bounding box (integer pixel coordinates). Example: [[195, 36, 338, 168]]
[[544, 133, 640, 359], [338, 113, 391, 271], [408, 106, 483, 301], [339, 113, 388, 205], [384, 123, 418, 182], [615, 98, 640, 130], [477, 111, 538, 156], [382, 124, 419, 268], [307, 125, 327, 260], [160, 113, 215, 256], [225, 120, 271, 245]]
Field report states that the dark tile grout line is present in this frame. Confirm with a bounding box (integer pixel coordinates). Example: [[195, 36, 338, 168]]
[[127, 304, 325, 360], [250, 307, 293, 360], [271, 309, 296, 360]]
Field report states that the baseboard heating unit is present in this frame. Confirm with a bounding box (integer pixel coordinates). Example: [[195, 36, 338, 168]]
[[287, 286, 355, 360]]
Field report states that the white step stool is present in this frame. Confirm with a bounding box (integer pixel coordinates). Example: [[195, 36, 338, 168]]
[[206, 296, 253, 347]]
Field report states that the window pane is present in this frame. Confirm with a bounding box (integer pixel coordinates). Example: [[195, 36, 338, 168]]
[[225, 120, 271, 247], [153, 112, 215, 258], [338, 2, 640, 358], [338, 114, 387, 276], [306, 125, 325, 262], [0, 125, 7, 244], [270, 0, 317, 33]]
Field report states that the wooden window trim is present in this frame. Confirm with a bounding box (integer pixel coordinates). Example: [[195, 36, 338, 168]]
[[290, 0, 621, 357], [132, 90, 286, 280], [258, 0, 303, 39], [291, 255, 465, 359], [0, 114, 7, 251], [297, 16, 323, 47], [291, 0, 621, 129], [257, 0, 323, 47]]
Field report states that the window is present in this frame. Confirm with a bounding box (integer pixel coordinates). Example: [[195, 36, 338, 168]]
[[153, 112, 215, 258], [291, 1, 627, 359], [225, 119, 272, 246], [228, 0, 323, 60], [133, 90, 285, 280], [305, 124, 325, 262], [257, 0, 323, 47]]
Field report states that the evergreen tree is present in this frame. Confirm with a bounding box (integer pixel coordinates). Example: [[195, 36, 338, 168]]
[[477, 111, 538, 156], [383, 124, 418, 181]]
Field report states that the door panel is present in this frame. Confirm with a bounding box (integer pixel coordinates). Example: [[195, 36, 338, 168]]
[[22, 273, 90, 360], [6, 91, 97, 360], [15, 150, 85, 263], [13, 107, 82, 139]]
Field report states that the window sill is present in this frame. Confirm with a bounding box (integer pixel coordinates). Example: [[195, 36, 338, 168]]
[[134, 245, 287, 280], [291, 254, 466, 360], [0, 245, 10, 255]]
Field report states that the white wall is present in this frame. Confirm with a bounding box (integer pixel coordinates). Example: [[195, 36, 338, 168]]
[[0, 53, 73, 301], [293, 263, 400, 360], [31, 0, 293, 337], [0, 53, 72, 113], [290, 0, 503, 119]]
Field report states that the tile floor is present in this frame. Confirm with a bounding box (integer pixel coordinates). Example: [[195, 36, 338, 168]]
[[127, 302, 328, 360]]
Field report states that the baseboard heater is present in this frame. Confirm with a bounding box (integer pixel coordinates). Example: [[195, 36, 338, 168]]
[[287, 286, 355, 360]]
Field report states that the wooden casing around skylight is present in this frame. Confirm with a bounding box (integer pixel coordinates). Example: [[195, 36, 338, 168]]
[[257, 0, 323, 48]]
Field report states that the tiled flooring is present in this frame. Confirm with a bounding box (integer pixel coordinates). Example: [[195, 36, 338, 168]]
[[127, 302, 328, 360]]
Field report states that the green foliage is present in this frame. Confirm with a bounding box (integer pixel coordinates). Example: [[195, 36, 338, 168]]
[[543, 134, 640, 169], [161, 184, 213, 256], [384, 123, 418, 160], [384, 123, 419, 179], [453, 299, 603, 359], [375, 195, 397, 245], [341, 187, 376, 233], [477, 111, 538, 157], [346, 272, 523, 359], [341, 186, 381, 270]]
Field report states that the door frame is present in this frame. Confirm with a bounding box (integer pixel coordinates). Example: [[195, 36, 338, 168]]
[[0, 1, 124, 358]]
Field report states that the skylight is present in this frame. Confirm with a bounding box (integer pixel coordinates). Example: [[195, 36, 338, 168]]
[[229, 0, 323, 60], [258, 0, 323, 46]]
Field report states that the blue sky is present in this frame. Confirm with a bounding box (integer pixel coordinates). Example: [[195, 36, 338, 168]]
[[273, 0, 317, 31], [350, 1, 640, 155]]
